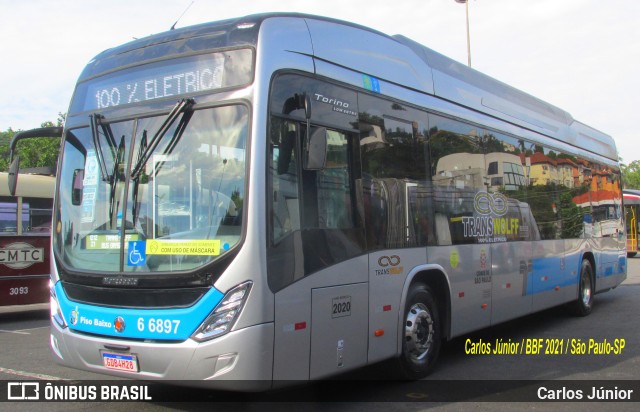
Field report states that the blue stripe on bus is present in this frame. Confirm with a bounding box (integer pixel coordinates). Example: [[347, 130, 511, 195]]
[[55, 282, 223, 341]]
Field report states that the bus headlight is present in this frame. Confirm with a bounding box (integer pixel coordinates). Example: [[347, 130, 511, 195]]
[[191, 281, 252, 342], [49, 280, 67, 328]]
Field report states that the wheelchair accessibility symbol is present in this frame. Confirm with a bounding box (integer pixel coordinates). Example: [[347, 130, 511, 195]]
[[128, 241, 146, 266]]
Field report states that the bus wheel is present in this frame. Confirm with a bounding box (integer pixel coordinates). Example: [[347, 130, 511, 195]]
[[628, 252, 637, 258], [572, 259, 594, 316], [398, 283, 441, 379]]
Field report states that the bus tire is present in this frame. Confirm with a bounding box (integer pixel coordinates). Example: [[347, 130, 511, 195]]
[[627, 252, 637, 258], [397, 283, 441, 379], [572, 259, 594, 317]]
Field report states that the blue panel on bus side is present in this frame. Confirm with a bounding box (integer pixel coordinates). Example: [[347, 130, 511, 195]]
[[529, 255, 574, 294], [54, 282, 223, 341]]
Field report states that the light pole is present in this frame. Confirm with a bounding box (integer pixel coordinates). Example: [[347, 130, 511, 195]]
[[455, 0, 472, 67]]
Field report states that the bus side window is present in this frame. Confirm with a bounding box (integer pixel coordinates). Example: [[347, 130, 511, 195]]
[[428, 114, 485, 245], [270, 120, 301, 243], [0, 200, 18, 233], [359, 94, 430, 249]]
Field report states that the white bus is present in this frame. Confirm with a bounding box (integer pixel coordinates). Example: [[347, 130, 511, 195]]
[[41, 13, 625, 388]]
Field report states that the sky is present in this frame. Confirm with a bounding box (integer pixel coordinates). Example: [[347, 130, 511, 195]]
[[1, 0, 638, 162]]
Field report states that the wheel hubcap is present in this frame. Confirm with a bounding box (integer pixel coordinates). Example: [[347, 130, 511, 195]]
[[405, 303, 434, 361], [582, 274, 592, 307]]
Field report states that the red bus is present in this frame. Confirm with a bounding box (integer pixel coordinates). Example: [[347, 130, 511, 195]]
[[0, 170, 55, 306]]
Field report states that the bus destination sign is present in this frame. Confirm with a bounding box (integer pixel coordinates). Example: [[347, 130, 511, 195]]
[[72, 48, 253, 113], [86, 54, 225, 110]]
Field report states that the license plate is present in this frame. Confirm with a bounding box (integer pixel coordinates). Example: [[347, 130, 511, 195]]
[[101, 352, 139, 373]]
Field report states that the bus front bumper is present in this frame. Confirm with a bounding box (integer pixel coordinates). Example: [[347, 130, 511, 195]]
[[50, 320, 274, 388]]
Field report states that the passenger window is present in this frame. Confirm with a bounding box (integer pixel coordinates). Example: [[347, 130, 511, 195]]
[[522, 143, 562, 240], [483, 131, 535, 242], [317, 130, 353, 229], [359, 94, 430, 248], [269, 118, 301, 243], [575, 159, 623, 239], [428, 114, 486, 245], [23, 198, 53, 234], [0, 198, 20, 234]]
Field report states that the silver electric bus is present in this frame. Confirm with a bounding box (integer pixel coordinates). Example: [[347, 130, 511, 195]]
[[43, 13, 625, 388]]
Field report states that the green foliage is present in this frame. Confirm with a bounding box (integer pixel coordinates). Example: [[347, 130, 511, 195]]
[[0, 114, 64, 172], [12, 137, 60, 170], [0, 128, 16, 172], [621, 160, 640, 189]]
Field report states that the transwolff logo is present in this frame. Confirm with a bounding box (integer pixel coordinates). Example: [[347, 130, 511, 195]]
[[375, 255, 404, 276]]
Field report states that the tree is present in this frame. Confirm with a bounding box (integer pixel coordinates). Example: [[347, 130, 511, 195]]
[[621, 160, 640, 189], [0, 128, 16, 172], [0, 114, 64, 172]]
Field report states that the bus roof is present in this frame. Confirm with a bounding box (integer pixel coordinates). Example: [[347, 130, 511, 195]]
[[77, 13, 617, 162], [624, 189, 640, 205], [0, 172, 55, 198]]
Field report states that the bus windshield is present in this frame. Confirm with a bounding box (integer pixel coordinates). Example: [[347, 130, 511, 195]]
[[54, 104, 248, 274]]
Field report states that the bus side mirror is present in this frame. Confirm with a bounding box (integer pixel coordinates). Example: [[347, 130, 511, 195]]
[[8, 155, 20, 196], [304, 127, 327, 170], [72, 169, 84, 205], [8, 126, 63, 196]]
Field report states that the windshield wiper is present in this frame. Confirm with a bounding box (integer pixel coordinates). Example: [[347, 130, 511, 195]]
[[90, 113, 125, 229], [131, 130, 147, 226], [130, 98, 195, 180], [130, 98, 194, 227], [109, 134, 126, 227], [151, 104, 195, 179], [90, 114, 117, 182]]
